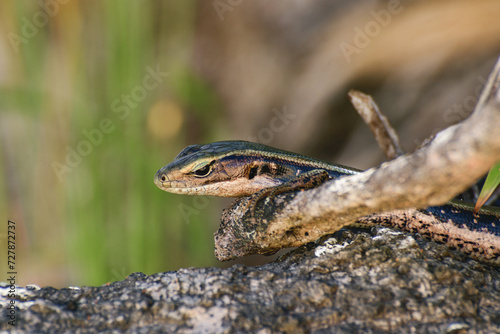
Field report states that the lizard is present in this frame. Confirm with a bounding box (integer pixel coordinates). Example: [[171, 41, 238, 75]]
[[154, 140, 500, 262]]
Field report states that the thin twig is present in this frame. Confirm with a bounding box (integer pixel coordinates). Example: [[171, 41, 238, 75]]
[[348, 90, 405, 159], [474, 56, 500, 115]]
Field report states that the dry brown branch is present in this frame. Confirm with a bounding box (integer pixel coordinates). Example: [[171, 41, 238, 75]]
[[215, 57, 500, 262], [348, 90, 405, 159]]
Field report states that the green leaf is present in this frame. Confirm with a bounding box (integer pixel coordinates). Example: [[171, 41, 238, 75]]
[[475, 161, 500, 213]]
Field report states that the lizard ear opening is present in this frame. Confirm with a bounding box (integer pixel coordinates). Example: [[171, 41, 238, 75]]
[[259, 164, 271, 175]]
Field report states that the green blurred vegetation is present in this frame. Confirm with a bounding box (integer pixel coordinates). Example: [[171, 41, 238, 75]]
[[0, 1, 226, 287]]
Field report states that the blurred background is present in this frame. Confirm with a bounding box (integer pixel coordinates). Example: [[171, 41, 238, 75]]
[[1, 0, 500, 288]]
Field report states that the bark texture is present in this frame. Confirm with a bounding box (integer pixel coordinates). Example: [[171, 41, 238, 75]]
[[2, 228, 500, 333]]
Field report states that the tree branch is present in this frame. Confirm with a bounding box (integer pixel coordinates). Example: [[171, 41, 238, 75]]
[[348, 90, 405, 159], [215, 57, 500, 262]]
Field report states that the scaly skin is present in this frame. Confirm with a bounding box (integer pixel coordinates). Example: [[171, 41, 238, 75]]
[[155, 140, 500, 256], [154, 140, 358, 197]]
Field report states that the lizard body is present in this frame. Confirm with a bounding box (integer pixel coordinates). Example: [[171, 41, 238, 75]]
[[154, 140, 500, 257]]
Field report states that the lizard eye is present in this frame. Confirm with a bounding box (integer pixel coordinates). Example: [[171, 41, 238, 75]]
[[193, 164, 212, 177]]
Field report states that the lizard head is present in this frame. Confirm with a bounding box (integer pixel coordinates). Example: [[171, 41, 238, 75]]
[[154, 141, 289, 197]]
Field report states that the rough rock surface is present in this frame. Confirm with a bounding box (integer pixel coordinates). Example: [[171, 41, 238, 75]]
[[1, 227, 500, 333]]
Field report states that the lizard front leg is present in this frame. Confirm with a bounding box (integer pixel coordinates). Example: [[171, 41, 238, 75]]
[[246, 169, 331, 219]]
